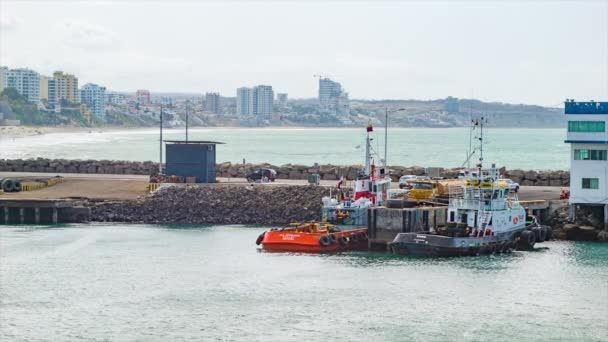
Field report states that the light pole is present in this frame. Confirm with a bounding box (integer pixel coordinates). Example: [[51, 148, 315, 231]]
[[185, 100, 190, 142], [159, 104, 163, 175], [384, 107, 405, 169]]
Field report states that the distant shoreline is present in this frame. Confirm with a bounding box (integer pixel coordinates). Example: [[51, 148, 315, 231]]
[[0, 124, 566, 140]]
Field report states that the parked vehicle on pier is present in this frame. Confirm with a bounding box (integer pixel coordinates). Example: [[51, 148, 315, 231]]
[[499, 178, 520, 192], [407, 179, 461, 204], [399, 175, 417, 189], [246, 168, 276, 183]]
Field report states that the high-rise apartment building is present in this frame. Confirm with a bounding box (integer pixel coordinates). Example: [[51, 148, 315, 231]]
[[276, 93, 288, 108], [136, 89, 151, 105], [253, 85, 274, 117], [236, 86, 274, 117], [237, 87, 254, 116], [2, 67, 40, 103], [204, 92, 221, 114], [39, 76, 50, 101], [318, 77, 349, 115], [53, 71, 80, 103], [80, 83, 107, 119], [0, 66, 7, 93]]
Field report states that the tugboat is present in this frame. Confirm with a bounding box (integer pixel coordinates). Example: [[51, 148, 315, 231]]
[[256, 122, 385, 253], [256, 222, 368, 253], [390, 119, 551, 257], [321, 121, 392, 225]]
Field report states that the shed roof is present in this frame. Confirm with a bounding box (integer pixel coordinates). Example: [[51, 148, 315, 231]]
[[164, 140, 225, 144]]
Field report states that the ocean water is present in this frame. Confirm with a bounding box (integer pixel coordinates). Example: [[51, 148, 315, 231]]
[[1, 224, 606, 342], [0, 127, 569, 170]]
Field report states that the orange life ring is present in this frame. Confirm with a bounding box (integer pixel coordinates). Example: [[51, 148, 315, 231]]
[[513, 216, 519, 224]]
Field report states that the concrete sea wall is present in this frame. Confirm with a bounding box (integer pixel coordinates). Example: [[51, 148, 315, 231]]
[[0, 158, 570, 186]]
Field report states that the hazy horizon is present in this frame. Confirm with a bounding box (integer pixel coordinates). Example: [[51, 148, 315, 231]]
[[1, 0, 607, 106]]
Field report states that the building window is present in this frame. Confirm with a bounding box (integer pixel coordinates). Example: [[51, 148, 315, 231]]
[[568, 121, 606, 132], [582, 178, 599, 189], [574, 149, 608, 160]]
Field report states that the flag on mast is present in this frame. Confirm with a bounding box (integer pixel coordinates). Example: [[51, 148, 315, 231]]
[[366, 120, 373, 132]]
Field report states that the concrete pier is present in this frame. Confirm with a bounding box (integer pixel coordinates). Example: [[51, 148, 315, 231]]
[[0, 200, 91, 225], [368, 206, 448, 250]]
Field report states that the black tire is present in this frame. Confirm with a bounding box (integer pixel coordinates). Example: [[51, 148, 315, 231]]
[[255, 232, 265, 245], [328, 234, 337, 245], [519, 230, 536, 250], [544, 226, 553, 241], [338, 236, 348, 246], [349, 234, 359, 243], [2, 179, 14, 192], [11, 180, 21, 192], [533, 227, 546, 243], [319, 235, 331, 246]]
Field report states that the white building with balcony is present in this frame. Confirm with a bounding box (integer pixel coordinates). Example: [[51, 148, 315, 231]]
[[80, 83, 107, 120], [564, 100, 608, 228]]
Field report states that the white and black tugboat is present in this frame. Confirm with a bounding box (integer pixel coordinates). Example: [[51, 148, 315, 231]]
[[390, 119, 552, 257]]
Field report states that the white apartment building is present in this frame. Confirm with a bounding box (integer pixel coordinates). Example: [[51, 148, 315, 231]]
[[80, 83, 107, 120], [237, 87, 253, 116], [204, 92, 221, 114], [106, 92, 126, 105], [318, 77, 349, 115], [564, 100, 608, 227], [0, 66, 7, 93], [2, 67, 40, 103], [237, 85, 273, 117], [253, 85, 273, 117]]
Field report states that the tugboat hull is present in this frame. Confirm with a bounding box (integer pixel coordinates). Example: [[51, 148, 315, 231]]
[[260, 227, 368, 253], [390, 227, 528, 257]]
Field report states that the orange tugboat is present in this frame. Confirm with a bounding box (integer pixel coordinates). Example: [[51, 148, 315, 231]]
[[256, 223, 368, 253]]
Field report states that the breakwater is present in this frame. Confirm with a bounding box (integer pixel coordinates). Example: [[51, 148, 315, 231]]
[[0, 158, 570, 186], [92, 185, 328, 225]]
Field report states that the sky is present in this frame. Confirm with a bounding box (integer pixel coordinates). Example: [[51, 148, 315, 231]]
[[0, 0, 607, 106]]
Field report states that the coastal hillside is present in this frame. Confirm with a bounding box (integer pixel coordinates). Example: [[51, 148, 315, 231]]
[[349, 98, 564, 128]]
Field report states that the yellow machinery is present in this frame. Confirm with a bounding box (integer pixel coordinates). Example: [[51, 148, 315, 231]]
[[408, 179, 462, 203]]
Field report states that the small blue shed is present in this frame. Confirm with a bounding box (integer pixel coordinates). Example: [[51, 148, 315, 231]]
[[164, 140, 224, 183]]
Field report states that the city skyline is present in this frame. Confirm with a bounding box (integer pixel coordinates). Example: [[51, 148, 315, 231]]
[[1, 1, 607, 106]]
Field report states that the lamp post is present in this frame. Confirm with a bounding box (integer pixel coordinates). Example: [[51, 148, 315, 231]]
[[159, 104, 163, 175], [185, 100, 190, 142], [384, 107, 405, 169]]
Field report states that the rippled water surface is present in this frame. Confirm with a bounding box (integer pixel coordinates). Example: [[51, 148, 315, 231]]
[[0, 128, 569, 170], [1, 224, 606, 341]]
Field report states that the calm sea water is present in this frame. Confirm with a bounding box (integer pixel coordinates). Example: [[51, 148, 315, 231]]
[[0, 128, 569, 170], [1, 224, 606, 341]]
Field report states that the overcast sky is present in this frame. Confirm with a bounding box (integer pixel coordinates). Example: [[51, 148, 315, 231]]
[[1, 0, 607, 106]]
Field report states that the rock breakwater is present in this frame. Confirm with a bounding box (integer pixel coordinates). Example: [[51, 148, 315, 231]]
[[0, 158, 570, 186], [548, 205, 607, 241], [91, 185, 330, 225]]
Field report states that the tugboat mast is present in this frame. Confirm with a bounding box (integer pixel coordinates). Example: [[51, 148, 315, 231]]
[[477, 117, 484, 171], [365, 128, 372, 176], [364, 121, 373, 177]]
